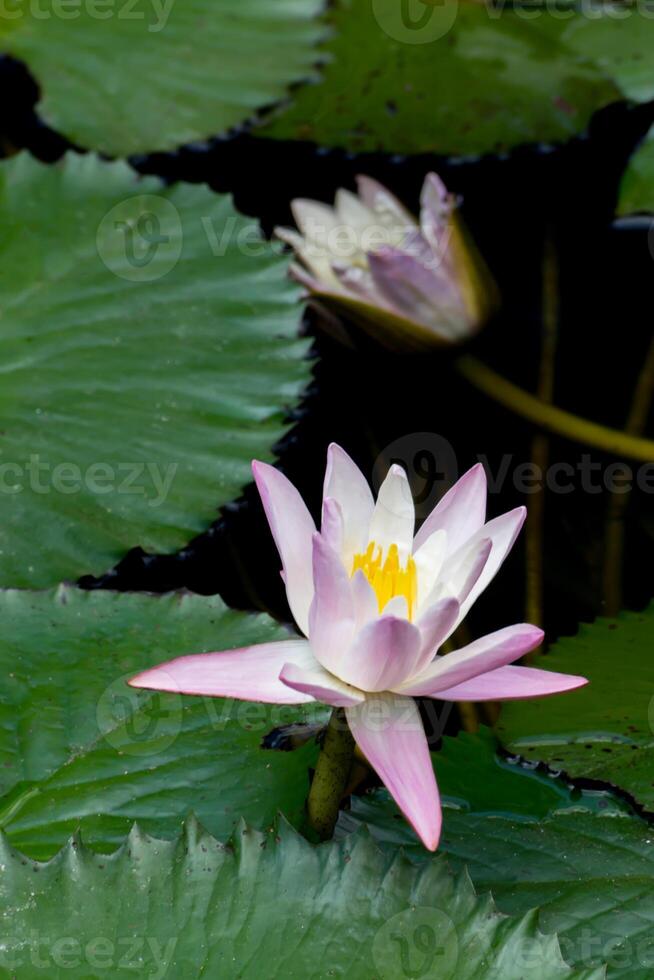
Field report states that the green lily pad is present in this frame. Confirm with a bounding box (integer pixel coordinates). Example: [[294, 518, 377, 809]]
[[428, 728, 627, 819], [0, 151, 310, 588], [497, 607, 654, 812], [260, 0, 618, 156], [617, 124, 654, 215], [0, 818, 606, 979], [340, 731, 649, 979], [0, 0, 325, 155], [563, 15, 654, 105], [0, 586, 328, 859]]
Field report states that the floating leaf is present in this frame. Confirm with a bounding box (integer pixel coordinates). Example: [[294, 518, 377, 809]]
[[0, 818, 606, 979], [0, 152, 310, 587], [497, 608, 654, 812], [425, 728, 627, 818], [260, 0, 618, 156], [617, 124, 654, 215], [0, 0, 325, 154], [340, 731, 648, 979], [563, 15, 654, 105], [0, 587, 327, 859]]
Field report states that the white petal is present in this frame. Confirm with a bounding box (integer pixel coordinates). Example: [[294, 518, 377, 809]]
[[335, 188, 377, 234], [413, 463, 487, 554], [446, 507, 526, 623], [368, 464, 415, 561], [356, 175, 417, 231], [382, 594, 409, 619], [291, 199, 339, 245], [323, 443, 375, 565], [413, 529, 447, 611]]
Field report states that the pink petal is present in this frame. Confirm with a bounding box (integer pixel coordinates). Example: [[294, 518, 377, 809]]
[[413, 463, 487, 553], [419, 172, 455, 267], [279, 661, 365, 707], [368, 463, 415, 562], [323, 443, 374, 564], [332, 262, 381, 308], [434, 664, 588, 702], [414, 597, 460, 674], [367, 247, 462, 339], [321, 496, 344, 556], [308, 533, 356, 677], [413, 529, 447, 609], [346, 694, 441, 851], [351, 568, 379, 629], [433, 536, 492, 612], [252, 461, 316, 636], [337, 615, 421, 692], [447, 507, 527, 623], [393, 624, 544, 697], [128, 639, 316, 704]]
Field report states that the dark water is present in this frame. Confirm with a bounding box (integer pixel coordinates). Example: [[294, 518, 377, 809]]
[[2, 52, 654, 655]]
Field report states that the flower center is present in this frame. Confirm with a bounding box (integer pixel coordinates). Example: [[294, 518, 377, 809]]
[[351, 541, 417, 620]]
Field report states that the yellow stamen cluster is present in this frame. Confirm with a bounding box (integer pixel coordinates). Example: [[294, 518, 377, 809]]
[[351, 541, 417, 620]]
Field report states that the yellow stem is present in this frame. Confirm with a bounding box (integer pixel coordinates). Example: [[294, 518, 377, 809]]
[[456, 354, 654, 463]]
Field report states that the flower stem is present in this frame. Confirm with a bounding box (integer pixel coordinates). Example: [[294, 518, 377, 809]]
[[525, 234, 559, 659], [602, 335, 654, 615], [455, 354, 654, 463], [307, 707, 355, 841]]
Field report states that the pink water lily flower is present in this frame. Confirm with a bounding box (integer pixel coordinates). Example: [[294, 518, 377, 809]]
[[129, 445, 587, 851], [275, 172, 498, 350]]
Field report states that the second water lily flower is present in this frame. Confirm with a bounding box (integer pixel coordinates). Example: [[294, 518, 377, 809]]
[[275, 173, 498, 349], [130, 445, 587, 852]]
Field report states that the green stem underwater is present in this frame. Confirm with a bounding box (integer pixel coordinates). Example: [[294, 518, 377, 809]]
[[525, 234, 559, 658], [307, 708, 355, 841], [456, 354, 654, 463]]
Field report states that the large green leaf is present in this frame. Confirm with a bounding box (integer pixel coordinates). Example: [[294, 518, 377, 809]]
[[0, 151, 310, 588], [340, 732, 650, 979], [0, 0, 325, 155], [497, 607, 654, 812], [344, 806, 653, 979], [0, 818, 605, 979], [617, 124, 654, 215], [563, 15, 654, 105], [0, 587, 327, 859], [421, 728, 628, 818], [260, 0, 618, 156]]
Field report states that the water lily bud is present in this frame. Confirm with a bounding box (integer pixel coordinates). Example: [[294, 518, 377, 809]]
[[275, 172, 498, 350]]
